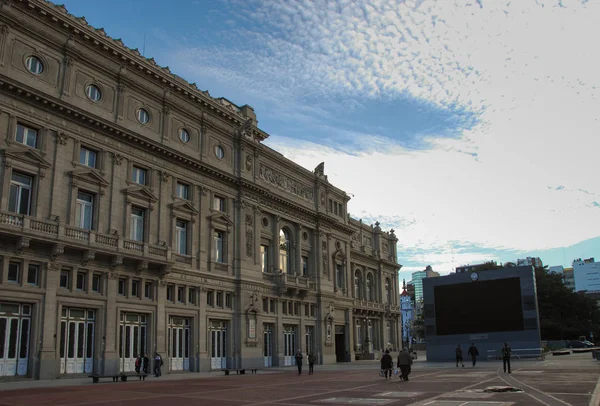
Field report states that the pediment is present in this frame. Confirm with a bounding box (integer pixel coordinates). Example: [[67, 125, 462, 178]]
[[332, 248, 346, 262], [3, 146, 51, 169], [170, 199, 198, 215], [208, 211, 233, 226], [69, 168, 109, 187], [123, 185, 158, 203]]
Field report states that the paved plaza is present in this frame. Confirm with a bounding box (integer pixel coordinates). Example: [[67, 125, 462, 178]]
[[0, 354, 598, 406]]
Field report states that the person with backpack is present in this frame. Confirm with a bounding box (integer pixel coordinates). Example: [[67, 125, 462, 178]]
[[154, 352, 163, 377], [380, 350, 393, 380], [501, 342, 512, 374], [467, 343, 479, 367], [308, 352, 316, 375], [455, 344, 465, 368]]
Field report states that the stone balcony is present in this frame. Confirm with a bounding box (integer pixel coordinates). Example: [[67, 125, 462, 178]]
[[263, 271, 316, 297], [0, 211, 173, 274]]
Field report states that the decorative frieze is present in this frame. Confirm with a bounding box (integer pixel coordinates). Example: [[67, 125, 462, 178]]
[[258, 164, 314, 201]]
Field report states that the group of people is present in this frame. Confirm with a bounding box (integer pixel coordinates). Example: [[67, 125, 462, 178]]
[[380, 348, 414, 381], [294, 349, 317, 375], [134, 353, 164, 377], [455, 342, 512, 373]]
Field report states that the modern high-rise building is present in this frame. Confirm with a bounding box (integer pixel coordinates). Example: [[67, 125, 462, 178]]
[[562, 267, 575, 291], [410, 265, 440, 303], [573, 258, 600, 293], [0, 1, 402, 379]]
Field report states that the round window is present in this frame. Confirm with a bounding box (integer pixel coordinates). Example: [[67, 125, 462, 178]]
[[25, 56, 44, 75], [85, 84, 102, 102], [215, 145, 225, 159], [303, 231, 308, 241], [137, 108, 150, 124], [179, 128, 190, 143], [262, 217, 269, 228]]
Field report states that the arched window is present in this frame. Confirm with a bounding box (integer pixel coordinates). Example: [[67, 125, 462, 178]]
[[354, 270, 362, 300], [385, 278, 392, 304], [366, 273, 373, 301], [279, 229, 290, 273]]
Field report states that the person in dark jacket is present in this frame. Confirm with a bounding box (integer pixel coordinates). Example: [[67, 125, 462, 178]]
[[467, 344, 479, 367], [397, 348, 413, 381], [455, 344, 465, 368], [308, 352, 316, 375], [154, 352, 163, 377], [295, 349, 304, 375], [501, 342, 512, 374], [134, 355, 142, 374], [142, 354, 149, 374], [380, 350, 393, 380]]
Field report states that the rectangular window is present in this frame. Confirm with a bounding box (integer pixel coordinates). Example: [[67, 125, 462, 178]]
[[176, 220, 188, 255], [92, 274, 101, 293], [207, 290, 214, 307], [288, 302, 293, 315], [270, 299, 275, 313], [76, 272, 86, 291], [305, 303, 309, 317], [262, 298, 268, 313], [188, 288, 196, 305], [214, 230, 224, 263], [167, 285, 174, 302], [225, 293, 232, 308], [7, 263, 20, 283], [282, 300, 287, 315], [302, 256, 308, 277], [9, 172, 33, 215], [310, 304, 315, 317], [144, 282, 153, 299], [294, 302, 299, 316], [27, 264, 39, 286], [336, 263, 344, 289], [213, 196, 225, 212], [79, 146, 97, 168], [261, 245, 269, 273], [118, 278, 126, 295], [334, 202, 338, 215], [176, 182, 189, 200], [216, 291, 223, 307], [131, 280, 140, 297], [328, 199, 333, 212], [15, 124, 37, 148], [130, 207, 145, 241], [177, 286, 184, 303], [132, 166, 147, 185], [60, 270, 70, 289], [76, 191, 94, 230]]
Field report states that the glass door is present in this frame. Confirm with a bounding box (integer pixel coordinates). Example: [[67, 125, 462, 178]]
[[119, 313, 147, 372], [0, 303, 31, 377], [283, 325, 296, 366], [60, 308, 95, 374], [168, 317, 190, 371], [263, 324, 273, 367], [210, 321, 227, 370]]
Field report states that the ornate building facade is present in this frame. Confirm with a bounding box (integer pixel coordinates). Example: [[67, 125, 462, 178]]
[[0, 0, 401, 380]]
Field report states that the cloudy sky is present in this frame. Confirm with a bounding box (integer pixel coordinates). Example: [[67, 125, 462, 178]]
[[63, 0, 600, 282]]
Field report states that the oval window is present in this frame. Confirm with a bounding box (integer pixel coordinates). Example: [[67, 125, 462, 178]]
[[137, 108, 150, 124], [25, 56, 44, 75], [179, 128, 190, 143], [215, 145, 225, 159], [85, 85, 102, 102]]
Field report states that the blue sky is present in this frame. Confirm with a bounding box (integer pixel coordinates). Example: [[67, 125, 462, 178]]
[[61, 0, 600, 283]]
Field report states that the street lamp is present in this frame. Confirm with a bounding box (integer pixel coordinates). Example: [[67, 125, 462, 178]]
[[363, 316, 371, 354]]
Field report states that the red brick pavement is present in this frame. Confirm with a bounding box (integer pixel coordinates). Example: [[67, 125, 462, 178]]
[[0, 365, 597, 406]]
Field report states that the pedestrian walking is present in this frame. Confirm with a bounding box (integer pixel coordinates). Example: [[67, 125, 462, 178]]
[[134, 355, 142, 374], [467, 343, 479, 367], [380, 350, 393, 380], [501, 342, 512, 374], [295, 348, 304, 375], [397, 348, 413, 381], [142, 353, 149, 374], [308, 352, 316, 375], [455, 344, 465, 368], [154, 352, 163, 377]]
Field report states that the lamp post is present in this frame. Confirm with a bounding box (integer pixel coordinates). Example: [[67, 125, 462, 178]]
[[363, 316, 371, 355]]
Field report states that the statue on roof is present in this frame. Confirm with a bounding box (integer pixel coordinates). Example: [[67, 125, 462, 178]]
[[314, 162, 325, 177]]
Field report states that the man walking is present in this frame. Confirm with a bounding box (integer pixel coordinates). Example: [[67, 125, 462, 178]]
[[308, 352, 316, 375], [397, 348, 413, 381], [295, 348, 304, 375], [501, 342, 512, 374], [455, 344, 465, 368], [154, 352, 163, 377], [380, 350, 393, 380], [467, 343, 479, 367]]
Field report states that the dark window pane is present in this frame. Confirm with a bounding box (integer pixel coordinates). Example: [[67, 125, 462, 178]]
[[60, 321, 66, 358], [0, 318, 6, 358], [86, 323, 94, 359], [8, 319, 18, 358], [68, 322, 75, 358], [77, 322, 85, 358], [19, 319, 29, 359]]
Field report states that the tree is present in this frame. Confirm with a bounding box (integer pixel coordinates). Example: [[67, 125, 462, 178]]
[[534, 266, 600, 340], [411, 313, 425, 341]]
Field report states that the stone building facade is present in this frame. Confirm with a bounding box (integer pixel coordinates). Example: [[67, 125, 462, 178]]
[[0, 0, 401, 380]]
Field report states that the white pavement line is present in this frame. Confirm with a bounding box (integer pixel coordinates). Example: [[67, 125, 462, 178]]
[[496, 368, 571, 406], [241, 370, 447, 406], [590, 372, 600, 406], [404, 375, 500, 406]]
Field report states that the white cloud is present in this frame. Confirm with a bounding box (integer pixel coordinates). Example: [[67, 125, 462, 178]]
[[166, 0, 600, 271]]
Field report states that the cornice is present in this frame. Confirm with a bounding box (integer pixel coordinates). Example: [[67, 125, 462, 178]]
[[10, 0, 268, 142]]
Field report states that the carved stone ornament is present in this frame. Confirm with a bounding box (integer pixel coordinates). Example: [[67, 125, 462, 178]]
[[161, 171, 170, 182], [114, 153, 123, 165], [57, 132, 68, 145], [258, 164, 314, 201], [111, 255, 123, 269], [245, 154, 253, 171], [322, 253, 328, 275], [158, 279, 167, 288], [15, 237, 30, 255], [108, 272, 118, 280], [47, 261, 60, 272], [51, 243, 65, 260], [246, 229, 253, 257], [245, 214, 253, 225], [320, 191, 325, 206], [82, 250, 95, 266]]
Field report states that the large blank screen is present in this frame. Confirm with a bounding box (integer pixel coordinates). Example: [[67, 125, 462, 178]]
[[434, 277, 524, 335]]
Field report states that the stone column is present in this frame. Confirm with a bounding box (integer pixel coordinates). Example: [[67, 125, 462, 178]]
[[38, 262, 60, 379], [272, 216, 280, 273], [156, 280, 167, 357], [295, 225, 302, 276], [199, 288, 208, 371], [103, 271, 119, 375]]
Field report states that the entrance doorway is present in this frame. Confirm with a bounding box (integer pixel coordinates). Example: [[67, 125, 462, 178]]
[[210, 320, 227, 370], [119, 313, 147, 372], [59, 308, 95, 374], [335, 325, 346, 362], [0, 303, 31, 377], [168, 317, 190, 371], [283, 325, 296, 366], [263, 324, 273, 367]]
